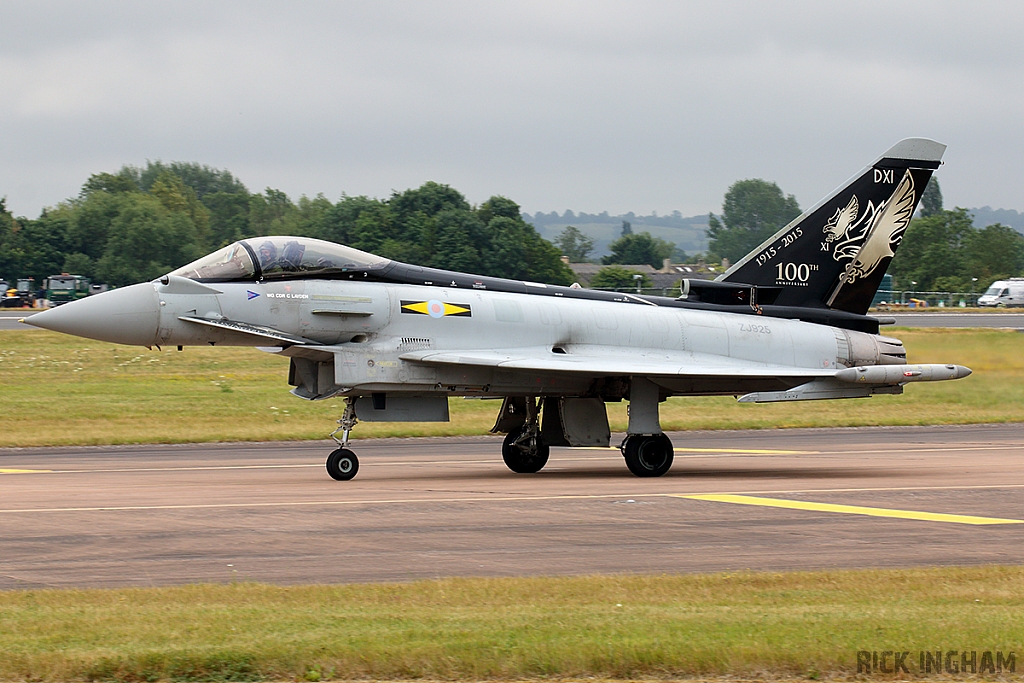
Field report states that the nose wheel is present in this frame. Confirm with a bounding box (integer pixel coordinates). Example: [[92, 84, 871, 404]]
[[326, 397, 360, 481], [326, 448, 359, 481], [502, 427, 549, 473]]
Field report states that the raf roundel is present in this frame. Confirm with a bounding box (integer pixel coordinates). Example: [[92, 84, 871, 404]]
[[400, 300, 472, 318]]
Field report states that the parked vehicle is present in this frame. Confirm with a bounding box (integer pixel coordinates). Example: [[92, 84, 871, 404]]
[[45, 274, 91, 306], [1, 278, 36, 308], [977, 278, 1024, 307]]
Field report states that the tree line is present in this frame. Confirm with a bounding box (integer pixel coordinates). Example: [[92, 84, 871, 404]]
[[3, 163, 1021, 296], [0, 163, 573, 287], [703, 176, 1024, 292]]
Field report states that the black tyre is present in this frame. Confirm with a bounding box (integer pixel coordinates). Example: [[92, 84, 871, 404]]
[[502, 429, 550, 473], [326, 448, 359, 481], [622, 434, 674, 477]]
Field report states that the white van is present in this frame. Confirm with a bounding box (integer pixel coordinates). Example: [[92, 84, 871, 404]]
[[978, 278, 1024, 307]]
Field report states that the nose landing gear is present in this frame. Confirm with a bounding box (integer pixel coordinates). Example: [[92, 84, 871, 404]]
[[326, 398, 360, 481], [499, 396, 549, 473], [502, 426, 549, 473]]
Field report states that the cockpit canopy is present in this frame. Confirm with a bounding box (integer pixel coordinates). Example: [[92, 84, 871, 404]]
[[169, 237, 391, 282]]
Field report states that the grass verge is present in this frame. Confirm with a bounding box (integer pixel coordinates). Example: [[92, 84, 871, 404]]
[[1, 328, 1021, 448], [2, 567, 1023, 681]]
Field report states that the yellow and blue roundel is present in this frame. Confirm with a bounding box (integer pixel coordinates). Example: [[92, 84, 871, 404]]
[[401, 300, 472, 318]]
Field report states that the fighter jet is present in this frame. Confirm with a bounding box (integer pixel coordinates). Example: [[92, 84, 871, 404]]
[[27, 138, 970, 480]]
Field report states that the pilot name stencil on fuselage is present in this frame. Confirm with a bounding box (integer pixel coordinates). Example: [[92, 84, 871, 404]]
[[265, 292, 309, 299]]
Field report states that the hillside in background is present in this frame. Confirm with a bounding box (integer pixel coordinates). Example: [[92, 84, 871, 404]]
[[970, 207, 1024, 234], [523, 211, 709, 259], [524, 206, 1024, 262]]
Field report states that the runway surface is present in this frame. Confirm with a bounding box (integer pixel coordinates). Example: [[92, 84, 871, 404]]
[[3, 424, 1024, 589], [888, 312, 1024, 327], [0, 310, 40, 330]]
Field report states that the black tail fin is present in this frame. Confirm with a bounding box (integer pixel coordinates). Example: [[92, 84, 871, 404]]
[[719, 138, 944, 315]]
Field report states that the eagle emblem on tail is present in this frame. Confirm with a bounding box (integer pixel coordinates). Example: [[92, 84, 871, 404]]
[[840, 170, 916, 284]]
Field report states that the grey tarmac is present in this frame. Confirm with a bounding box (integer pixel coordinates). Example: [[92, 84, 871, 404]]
[[2, 423, 1024, 590], [887, 312, 1024, 328]]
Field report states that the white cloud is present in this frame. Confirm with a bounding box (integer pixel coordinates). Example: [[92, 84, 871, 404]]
[[1, 1, 1022, 217]]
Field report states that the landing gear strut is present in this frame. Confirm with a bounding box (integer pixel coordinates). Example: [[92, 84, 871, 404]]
[[501, 397, 549, 473], [621, 376, 674, 477], [326, 398, 359, 481]]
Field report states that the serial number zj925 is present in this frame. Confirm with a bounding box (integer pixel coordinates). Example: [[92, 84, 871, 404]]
[[754, 227, 802, 266]]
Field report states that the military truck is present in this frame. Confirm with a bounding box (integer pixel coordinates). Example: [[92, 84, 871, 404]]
[[46, 274, 91, 306]]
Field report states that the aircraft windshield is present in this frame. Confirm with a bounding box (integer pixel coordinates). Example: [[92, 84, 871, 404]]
[[170, 242, 256, 282], [169, 237, 390, 282]]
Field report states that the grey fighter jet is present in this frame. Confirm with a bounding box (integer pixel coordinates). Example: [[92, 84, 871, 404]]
[[27, 139, 970, 480]]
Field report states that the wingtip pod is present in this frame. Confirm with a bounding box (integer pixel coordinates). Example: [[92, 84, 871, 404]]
[[835, 364, 971, 384]]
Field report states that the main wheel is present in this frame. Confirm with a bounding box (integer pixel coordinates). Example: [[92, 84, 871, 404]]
[[326, 448, 359, 481], [502, 429, 550, 473], [622, 434, 674, 477]]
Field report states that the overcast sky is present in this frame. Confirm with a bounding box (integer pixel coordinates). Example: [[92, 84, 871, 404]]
[[2, 1, 1022, 219]]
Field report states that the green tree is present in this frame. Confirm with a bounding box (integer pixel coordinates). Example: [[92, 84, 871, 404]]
[[602, 232, 674, 268], [0, 206, 70, 283], [248, 188, 297, 236], [707, 179, 801, 263], [920, 176, 943, 218], [476, 195, 521, 224], [62, 252, 94, 277], [203, 192, 251, 246], [81, 171, 138, 196], [95, 194, 202, 286], [888, 208, 974, 291], [135, 161, 247, 199], [553, 226, 595, 262], [589, 265, 650, 290], [965, 223, 1024, 288]]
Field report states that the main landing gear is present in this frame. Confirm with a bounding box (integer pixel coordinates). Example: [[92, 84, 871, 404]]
[[326, 398, 359, 481], [620, 376, 674, 477], [621, 433, 674, 477]]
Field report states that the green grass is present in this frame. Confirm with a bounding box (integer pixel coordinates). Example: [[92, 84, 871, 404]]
[[1, 328, 1021, 447], [1, 567, 1023, 681]]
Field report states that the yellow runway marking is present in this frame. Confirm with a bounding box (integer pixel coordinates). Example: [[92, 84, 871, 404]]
[[7, 486, 1024, 519], [678, 493, 1024, 526], [0, 468, 52, 474]]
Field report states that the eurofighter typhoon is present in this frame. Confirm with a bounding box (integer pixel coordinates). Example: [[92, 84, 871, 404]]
[[27, 139, 970, 480]]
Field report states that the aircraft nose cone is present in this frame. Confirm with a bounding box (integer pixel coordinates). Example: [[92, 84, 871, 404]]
[[26, 282, 160, 346]]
